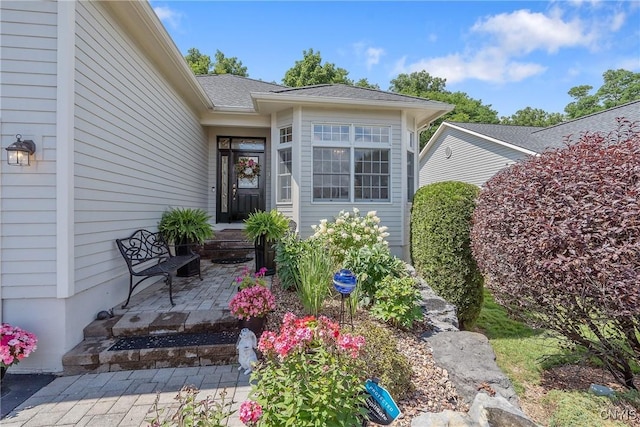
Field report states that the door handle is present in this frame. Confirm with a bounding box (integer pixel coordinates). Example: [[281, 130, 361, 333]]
[[232, 183, 237, 200]]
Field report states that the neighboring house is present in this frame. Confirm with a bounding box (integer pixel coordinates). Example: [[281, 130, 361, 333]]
[[419, 100, 640, 187], [0, 1, 453, 372]]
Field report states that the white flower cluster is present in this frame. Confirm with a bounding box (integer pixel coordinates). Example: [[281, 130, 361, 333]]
[[311, 208, 389, 260]]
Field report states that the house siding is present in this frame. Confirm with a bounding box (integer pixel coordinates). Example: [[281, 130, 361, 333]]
[[0, 0, 60, 371], [419, 128, 529, 188], [298, 108, 406, 258], [0, 1, 58, 297], [73, 1, 208, 300]]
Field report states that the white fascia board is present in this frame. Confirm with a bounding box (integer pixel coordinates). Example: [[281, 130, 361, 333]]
[[251, 92, 454, 113], [101, 1, 213, 113], [200, 111, 271, 128], [418, 122, 538, 162]]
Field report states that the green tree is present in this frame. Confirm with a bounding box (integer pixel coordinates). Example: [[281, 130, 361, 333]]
[[564, 69, 640, 119], [390, 71, 499, 148], [212, 49, 248, 77], [389, 70, 447, 95], [596, 69, 640, 109], [500, 107, 565, 127], [354, 78, 380, 90], [184, 47, 212, 75], [282, 48, 353, 87]]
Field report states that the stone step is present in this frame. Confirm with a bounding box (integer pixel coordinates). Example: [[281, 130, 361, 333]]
[[62, 331, 239, 376], [64, 309, 242, 375]]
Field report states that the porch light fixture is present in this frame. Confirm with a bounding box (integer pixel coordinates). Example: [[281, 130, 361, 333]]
[[6, 134, 36, 166]]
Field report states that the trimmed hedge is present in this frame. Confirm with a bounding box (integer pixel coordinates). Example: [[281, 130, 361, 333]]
[[411, 181, 483, 330]]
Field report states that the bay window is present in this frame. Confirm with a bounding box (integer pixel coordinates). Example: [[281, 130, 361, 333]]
[[313, 123, 390, 202]]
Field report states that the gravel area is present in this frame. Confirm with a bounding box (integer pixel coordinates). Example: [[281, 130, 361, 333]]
[[265, 277, 465, 425]]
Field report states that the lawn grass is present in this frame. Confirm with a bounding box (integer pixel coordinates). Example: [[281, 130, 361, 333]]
[[476, 289, 632, 426]]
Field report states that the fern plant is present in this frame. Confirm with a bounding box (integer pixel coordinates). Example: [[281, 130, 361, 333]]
[[158, 207, 213, 245]]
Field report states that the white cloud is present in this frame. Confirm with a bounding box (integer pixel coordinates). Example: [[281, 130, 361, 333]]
[[365, 47, 385, 69], [391, 5, 629, 85], [352, 42, 385, 70], [471, 9, 596, 54], [153, 5, 183, 30], [394, 49, 546, 84]]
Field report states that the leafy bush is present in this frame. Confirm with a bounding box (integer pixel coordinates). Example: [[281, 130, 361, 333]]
[[250, 314, 367, 426], [471, 118, 640, 390], [343, 243, 406, 306], [353, 320, 414, 400], [243, 209, 290, 243], [370, 276, 423, 329], [411, 181, 483, 330], [311, 208, 390, 265], [274, 233, 306, 291], [297, 239, 334, 315]]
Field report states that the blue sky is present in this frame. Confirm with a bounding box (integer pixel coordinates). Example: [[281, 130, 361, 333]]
[[150, 1, 640, 117]]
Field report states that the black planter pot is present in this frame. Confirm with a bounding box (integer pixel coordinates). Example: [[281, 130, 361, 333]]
[[254, 235, 276, 276], [175, 240, 201, 277]]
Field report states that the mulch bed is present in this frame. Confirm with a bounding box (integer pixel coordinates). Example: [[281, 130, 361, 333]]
[[265, 277, 464, 425]]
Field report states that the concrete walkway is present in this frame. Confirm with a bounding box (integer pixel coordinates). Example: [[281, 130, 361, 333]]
[[2, 365, 252, 426]]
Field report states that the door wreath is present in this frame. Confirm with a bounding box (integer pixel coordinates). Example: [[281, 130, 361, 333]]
[[235, 157, 260, 181]]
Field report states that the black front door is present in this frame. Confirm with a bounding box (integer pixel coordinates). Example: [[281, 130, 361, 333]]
[[217, 137, 266, 223]]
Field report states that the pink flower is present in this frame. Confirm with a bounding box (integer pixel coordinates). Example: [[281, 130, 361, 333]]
[[239, 400, 262, 425], [0, 323, 38, 368], [229, 286, 275, 320]]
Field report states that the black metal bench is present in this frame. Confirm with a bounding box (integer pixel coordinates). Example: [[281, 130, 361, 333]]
[[116, 229, 201, 308]]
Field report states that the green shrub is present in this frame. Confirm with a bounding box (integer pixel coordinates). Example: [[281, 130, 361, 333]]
[[411, 181, 483, 330], [297, 239, 333, 315], [343, 243, 406, 306], [370, 276, 423, 329], [353, 320, 414, 400], [274, 233, 307, 291]]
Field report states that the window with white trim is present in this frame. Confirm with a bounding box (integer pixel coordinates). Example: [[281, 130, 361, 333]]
[[278, 125, 293, 203], [312, 124, 391, 202], [279, 126, 292, 144]]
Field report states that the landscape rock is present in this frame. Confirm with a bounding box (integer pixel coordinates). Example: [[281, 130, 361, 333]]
[[411, 409, 473, 427], [405, 265, 459, 336], [411, 392, 539, 427], [424, 331, 520, 408], [469, 392, 539, 427]]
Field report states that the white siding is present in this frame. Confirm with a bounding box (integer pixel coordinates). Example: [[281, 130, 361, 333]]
[[298, 107, 406, 257], [0, 1, 58, 298], [72, 2, 208, 303], [0, 0, 60, 372], [419, 128, 529, 188]]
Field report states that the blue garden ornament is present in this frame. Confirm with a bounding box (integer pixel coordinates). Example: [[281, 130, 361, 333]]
[[333, 269, 357, 295]]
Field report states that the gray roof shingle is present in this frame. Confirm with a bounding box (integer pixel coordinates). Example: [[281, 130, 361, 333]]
[[196, 74, 285, 109], [196, 76, 452, 110], [270, 84, 453, 108], [448, 122, 544, 150], [446, 100, 640, 153]]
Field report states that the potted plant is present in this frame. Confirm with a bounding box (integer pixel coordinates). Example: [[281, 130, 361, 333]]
[[228, 285, 275, 336], [158, 207, 214, 277], [1, 323, 38, 380], [243, 209, 290, 276]]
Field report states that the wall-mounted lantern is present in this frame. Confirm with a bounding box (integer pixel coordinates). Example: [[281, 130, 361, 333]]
[[6, 134, 36, 166]]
